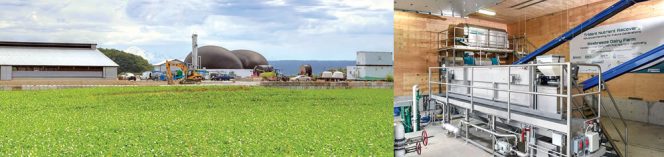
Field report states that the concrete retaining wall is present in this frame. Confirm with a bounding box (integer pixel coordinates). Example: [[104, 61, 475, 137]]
[[601, 97, 664, 126]]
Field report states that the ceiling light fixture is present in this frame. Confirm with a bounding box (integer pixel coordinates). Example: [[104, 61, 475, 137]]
[[478, 9, 496, 16]]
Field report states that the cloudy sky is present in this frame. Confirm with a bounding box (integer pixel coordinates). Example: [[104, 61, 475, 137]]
[[0, 0, 393, 63]]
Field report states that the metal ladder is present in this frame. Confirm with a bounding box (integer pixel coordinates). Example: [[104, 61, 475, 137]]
[[572, 82, 629, 157]]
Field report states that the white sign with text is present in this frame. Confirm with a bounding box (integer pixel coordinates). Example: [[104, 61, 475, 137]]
[[570, 16, 664, 73]]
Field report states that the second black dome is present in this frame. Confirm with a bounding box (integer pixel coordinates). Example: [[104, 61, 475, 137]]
[[184, 45, 243, 69]]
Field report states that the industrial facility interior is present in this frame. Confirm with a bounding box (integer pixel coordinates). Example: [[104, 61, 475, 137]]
[[393, 0, 664, 157]]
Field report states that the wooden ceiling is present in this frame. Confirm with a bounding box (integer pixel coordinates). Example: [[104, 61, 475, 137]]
[[470, 0, 607, 23], [394, 0, 501, 17], [394, 0, 610, 24]]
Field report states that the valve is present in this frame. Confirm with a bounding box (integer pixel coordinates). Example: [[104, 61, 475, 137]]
[[422, 130, 429, 146]]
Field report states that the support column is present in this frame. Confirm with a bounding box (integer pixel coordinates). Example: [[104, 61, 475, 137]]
[[0, 66, 12, 80]]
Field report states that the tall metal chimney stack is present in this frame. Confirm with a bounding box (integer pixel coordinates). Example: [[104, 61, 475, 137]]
[[192, 34, 198, 69]]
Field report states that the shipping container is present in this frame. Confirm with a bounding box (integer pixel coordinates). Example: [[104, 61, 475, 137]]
[[346, 66, 358, 80], [346, 65, 393, 80], [356, 51, 393, 66]]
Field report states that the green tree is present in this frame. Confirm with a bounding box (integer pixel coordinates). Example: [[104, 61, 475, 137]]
[[98, 48, 152, 74]]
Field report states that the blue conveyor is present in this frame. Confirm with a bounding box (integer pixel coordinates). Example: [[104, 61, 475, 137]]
[[513, 0, 648, 64], [582, 44, 664, 90]]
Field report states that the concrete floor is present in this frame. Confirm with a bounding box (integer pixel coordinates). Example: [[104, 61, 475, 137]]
[[602, 117, 664, 157]]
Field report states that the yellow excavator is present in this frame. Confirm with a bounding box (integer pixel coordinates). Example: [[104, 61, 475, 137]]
[[165, 60, 204, 84]]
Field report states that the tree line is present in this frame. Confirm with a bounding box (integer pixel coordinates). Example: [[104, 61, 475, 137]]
[[98, 48, 152, 74]]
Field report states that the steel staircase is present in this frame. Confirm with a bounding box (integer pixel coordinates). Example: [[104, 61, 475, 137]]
[[571, 82, 629, 157]]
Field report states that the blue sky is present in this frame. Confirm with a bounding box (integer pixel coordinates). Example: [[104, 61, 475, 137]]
[[0, 0, 393, 63]]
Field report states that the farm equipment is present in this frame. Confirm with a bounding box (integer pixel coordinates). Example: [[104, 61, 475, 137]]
[[254, 65, 287, 81], [253, 65, 274, 76], [165, 60, 205, 84]]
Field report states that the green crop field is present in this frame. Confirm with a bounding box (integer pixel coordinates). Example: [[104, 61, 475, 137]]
[[0, 86, 392, 156]]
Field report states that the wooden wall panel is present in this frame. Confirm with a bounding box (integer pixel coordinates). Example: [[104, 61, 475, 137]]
[[394, 11, 508, 96], [506, 0, 664, 101]]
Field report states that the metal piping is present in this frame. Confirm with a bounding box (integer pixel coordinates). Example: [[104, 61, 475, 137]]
[[460, 120, 529, 156], [514, 0, 648, 64], [462, 137, 494, 153], [460, 120, 518, 145], [442, 123, 460, 135], [528, 145, 565, 157], [514, 150, 528, 157]]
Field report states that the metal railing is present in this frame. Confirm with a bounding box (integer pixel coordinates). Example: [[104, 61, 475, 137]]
[[437, 26, 511, 50], [600, 84, 629, 157], [436, 26, 514, 67], [573, 80, 629, 157]]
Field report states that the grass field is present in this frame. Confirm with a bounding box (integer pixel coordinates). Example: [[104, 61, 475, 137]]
[[0, 86, 392, 156]]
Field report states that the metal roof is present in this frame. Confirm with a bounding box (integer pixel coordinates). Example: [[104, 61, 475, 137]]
[[0, 41, 97, 49], [0, 46, 118, 67]]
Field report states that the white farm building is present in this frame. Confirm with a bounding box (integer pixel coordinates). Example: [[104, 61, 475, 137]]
[[0, 41, 119, 80]]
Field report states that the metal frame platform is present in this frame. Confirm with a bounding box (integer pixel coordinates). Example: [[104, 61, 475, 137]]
[[438, 45, 514, 53], [427, 63, 605, 156]]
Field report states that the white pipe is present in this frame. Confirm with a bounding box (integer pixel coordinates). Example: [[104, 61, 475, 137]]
[[412, 85, 419, 131], [514, 150, 528, 157], [460, 120, 529, 156], [442, 123, 459, 135], [460, 120, 518, 145], [394, 121, 406, 157]]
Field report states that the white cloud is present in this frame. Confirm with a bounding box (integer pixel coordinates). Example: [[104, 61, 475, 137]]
[[0, 0, 393, 60], [265, 0, 287, 6], [297, 10, 391, 34], [321, 0, 393, 10], [124, 46, 154, 62], [0, 21, 12, 28]]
